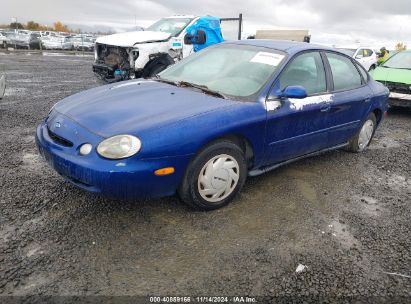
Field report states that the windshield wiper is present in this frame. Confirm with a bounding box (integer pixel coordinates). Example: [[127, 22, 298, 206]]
[[382, 66, 411, 70], [153, 77, 227, 99], [178, 81, 226, 99]]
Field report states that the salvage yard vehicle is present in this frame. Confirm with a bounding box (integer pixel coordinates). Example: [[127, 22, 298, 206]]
[[337, 47, 378, 71], [0, 32, 11, 48], [370, 50, 411, 108], [70, 36, 94, 51], [5, 31, 30, 49], [93, 15, 224, 82], [40, 36, 65, 50], [36, 41, 389, 210], [28, 32, 42, 49]]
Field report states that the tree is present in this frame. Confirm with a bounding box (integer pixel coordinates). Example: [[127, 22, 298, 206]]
[[395, 42, 407, 51], [54, 21, 69, 32], [26, 21, 40, 30], [10, 22, 24, 29]]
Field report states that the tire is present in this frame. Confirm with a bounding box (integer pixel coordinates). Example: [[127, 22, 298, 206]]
[[147, 64, 168, 77], [178, 141, 247, 211], [346, 112, 377, 152]]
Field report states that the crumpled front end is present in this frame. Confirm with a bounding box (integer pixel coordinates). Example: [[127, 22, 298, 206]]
[[93, 44, 138, 82], [385, 81, 411, 107]]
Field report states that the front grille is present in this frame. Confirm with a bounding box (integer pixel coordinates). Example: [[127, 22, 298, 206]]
[[385, 82, 411, 94], [47, 128, 73, 147]]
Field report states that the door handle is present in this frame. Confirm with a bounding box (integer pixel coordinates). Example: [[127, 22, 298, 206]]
[[320, 104, 331, 112]]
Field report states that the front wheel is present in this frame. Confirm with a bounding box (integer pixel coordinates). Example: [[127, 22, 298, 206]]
[[346, 113, 377, 152], [178, 141, 247, 211]]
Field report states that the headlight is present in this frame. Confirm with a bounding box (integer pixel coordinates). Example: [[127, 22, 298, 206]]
[[97, 135, 141, 159]]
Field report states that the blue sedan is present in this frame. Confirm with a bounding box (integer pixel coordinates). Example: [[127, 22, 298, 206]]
[[36, 40, 389, 210]]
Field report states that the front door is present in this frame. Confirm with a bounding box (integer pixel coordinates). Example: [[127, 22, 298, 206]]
[[263, 51, 332, 165]]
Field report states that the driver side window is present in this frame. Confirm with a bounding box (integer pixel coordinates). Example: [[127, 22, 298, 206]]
[[278, 52, 327, 96]]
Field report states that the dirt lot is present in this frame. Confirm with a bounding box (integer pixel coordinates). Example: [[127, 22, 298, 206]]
[[0, 52, 410, 302]]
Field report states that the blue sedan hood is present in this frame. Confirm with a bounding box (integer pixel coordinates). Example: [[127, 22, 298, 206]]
[[53, 80, 235, 138]]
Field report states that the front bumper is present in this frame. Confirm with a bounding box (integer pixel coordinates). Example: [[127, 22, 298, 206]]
[[389, 92, 411, 107], [35, 118, 191, 200], [92, 62, 116, 81]]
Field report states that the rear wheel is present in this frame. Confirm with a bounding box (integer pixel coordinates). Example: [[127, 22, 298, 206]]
[[346, 113, 377, 152], [178, 141, 247, 211]]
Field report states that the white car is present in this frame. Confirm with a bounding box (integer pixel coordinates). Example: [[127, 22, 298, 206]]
[[337, 47, 378, 71], [93, 15, 225, 82], [40, 36, 64, 50], [0, 32, 11, 48]]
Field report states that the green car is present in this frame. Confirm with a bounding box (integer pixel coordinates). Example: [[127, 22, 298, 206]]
[[370, 50, 411, 107]]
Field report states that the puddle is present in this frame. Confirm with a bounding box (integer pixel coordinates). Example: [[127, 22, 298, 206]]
[[285, 167, 319, 179], [370, 137, 401, 149], [13, 272, 53, 295], [21, 151, 43, 172], [7, 79, 36, 83], [25, 242, 44, 257], [355, 196, 382, 217], [387, 174, 411, 190], [328, 220, 360, 249], [0, 223, 16, 242], [4, 87, 27, 97], [295, 180, 318, 203]]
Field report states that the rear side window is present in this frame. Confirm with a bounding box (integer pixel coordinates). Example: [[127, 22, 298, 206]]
[[355, 62, 369, 84], [279, 51, 327, 95], [357, 49, 373, 57], [326, 52, 362, 91]]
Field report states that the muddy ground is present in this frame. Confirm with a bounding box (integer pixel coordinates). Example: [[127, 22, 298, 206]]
[[0, 52, 410, 303]]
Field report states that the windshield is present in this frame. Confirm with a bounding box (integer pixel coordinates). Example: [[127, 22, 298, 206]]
[[146, 18, 192, 36], [337, 48, 356, 57], [159, 44, 286, 99], [382, 51, 411, 69]]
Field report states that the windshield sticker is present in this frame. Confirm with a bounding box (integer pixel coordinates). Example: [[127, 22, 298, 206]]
[[289, 94, 334, 111], [250, 52, 284, 66]]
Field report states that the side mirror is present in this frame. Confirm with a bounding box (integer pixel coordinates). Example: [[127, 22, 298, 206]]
[[184, 29, 206, 45], [276, 86, 307, 99], [355, 54, 363, 59]]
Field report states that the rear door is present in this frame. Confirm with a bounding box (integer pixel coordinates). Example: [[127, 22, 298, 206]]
[[263, 51, 332, 165], [323, 51, 373, 146]]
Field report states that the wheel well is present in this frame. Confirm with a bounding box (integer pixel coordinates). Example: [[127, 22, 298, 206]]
[[142, 53, 174, 77], [373, 108, 383, 124], [202, 135, 255, 169]]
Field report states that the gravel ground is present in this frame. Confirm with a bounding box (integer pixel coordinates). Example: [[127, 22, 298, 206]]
[[0, 52, 410, 303]]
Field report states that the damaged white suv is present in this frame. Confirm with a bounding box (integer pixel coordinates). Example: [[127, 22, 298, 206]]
[[93, 15, 224, 82]]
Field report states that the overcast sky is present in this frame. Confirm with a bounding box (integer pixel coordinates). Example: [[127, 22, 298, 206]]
[[2, 0, 411, 49]]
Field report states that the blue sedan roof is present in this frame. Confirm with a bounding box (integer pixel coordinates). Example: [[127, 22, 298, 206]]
[[226, 39, 332, 54]]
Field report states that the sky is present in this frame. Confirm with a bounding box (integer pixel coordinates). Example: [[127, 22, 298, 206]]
[[1, 0, 411, 49]]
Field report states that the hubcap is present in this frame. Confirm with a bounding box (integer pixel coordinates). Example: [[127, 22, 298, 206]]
[[358, 119, 374, 151], [198, 154, 240, 203]]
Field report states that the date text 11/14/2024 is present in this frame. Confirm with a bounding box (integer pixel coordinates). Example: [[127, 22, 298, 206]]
[[149, 296, 257, 303]]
